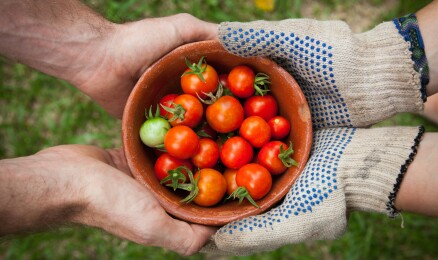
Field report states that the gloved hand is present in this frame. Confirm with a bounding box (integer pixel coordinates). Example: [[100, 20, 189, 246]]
[[218, 18, 426, 129], [203, 126, 423, 255], [202, 16, 428, 255]]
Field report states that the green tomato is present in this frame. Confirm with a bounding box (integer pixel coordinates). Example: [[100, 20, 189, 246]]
[[139, 117, 171, 147]]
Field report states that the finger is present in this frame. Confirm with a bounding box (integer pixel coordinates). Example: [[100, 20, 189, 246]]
[[168, 13, 218, 44], [105, 148, 133, 177], [152, 217, 217, 256]]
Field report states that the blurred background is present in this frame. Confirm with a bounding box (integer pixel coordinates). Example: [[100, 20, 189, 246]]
[[1, 0, 437, 259]]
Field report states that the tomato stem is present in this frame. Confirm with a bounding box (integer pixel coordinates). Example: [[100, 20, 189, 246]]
[[254, 73, 271, 96], [145, 105, 162, 119], [181, 56, 207, 83], [227, 186, 259, 208], [279, 141, 299, 167], [160, 102, 186, 122], [168, 166, 200, 204], [196, 82, 223, 105], [160, 166, 188, 190]]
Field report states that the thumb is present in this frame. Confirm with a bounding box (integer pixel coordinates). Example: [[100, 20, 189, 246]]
[[168, 13, 218, 44], [153, 218, 217, 256]]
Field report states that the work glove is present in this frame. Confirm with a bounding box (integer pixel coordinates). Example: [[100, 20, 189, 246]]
[[202, 15, 428, 255], [218, 17, 427, 129]]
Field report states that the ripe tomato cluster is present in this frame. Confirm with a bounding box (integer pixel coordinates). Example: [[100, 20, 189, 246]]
[[139, 56, 297, 208]]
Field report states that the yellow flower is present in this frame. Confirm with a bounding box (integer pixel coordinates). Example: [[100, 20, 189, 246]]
[[254, 0, 275, 12]]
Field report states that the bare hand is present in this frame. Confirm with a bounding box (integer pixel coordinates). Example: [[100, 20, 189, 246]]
[[0, 145, 216, 256]]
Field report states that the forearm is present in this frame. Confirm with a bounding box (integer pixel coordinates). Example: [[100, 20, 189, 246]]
[[0, 0, 114, 88], [417, 0, 438, 96], [0, 153, 87, 235], [395, 132, 438, 216]]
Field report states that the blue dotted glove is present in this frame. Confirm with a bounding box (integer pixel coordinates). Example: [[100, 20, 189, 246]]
[[218, 19, 424, 130], [203, 126, 423, 255], [201, 18, 427, 255]]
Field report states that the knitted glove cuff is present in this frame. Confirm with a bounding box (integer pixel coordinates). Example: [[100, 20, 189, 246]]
[[340, 126, 425, 217], [393, 13, 429, 101]]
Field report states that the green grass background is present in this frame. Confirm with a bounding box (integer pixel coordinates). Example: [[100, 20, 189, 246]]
[[1, 0, 437, 259]]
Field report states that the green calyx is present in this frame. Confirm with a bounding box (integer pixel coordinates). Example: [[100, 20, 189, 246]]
[[166, 166, 200, 204], [196, 82, 224, 105], [145, 105, 161, 119], [254, 73, 271, 96], [279, 141, 299, 167], [160, 166, 188, 191], [227, 186, 259, 208], [182, 56, 207, 83], [160, 102, 186, 122]]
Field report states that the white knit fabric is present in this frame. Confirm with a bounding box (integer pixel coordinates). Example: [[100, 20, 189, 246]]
[[202, 127, 421, 255], [219, 20, 423, 129]]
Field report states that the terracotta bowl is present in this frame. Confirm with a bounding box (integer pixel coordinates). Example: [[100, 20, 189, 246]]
[[122, 40, 312, 226]]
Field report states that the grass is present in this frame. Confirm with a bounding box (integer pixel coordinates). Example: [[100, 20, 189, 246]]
[[0, 0, 436, 259]]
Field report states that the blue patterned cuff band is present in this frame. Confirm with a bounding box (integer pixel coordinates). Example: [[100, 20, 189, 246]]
[[393, 13, 429, 102]]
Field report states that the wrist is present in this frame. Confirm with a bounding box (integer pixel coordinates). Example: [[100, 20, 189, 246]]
[[416, 0, 438, 96], [0, 0, 116, 94], [0, 152, 88, 235]]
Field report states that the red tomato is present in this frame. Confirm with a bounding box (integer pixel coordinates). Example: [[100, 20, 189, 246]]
[[239, 116, 271, 148], [219, 73, 234, 96], [193, 168, 227, 207], [257, 141, 296, 175], [165, 94, 203, 128], [191, 138, 220, 169], [181, 57, 218, 99], [228, 65, 255, 98], [223, 168, 239, 196], [220, 136, 253, 169], [159, 94, 178, 118], [219, 74, 230, 89], [206, 96, 244, 133], [268, 116, 291, 140], [164, 125, 199, 159], [154, 153, 193, 184], [236, 163, 272, 200], [196, 121, 217, 140], [243, 95, 278, 121]]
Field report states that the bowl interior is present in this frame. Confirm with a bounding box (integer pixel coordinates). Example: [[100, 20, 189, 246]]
[[122, 40, 312, 226]]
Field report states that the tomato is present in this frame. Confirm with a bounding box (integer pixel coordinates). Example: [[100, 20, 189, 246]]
[[227, 65, 255, 98], [220, 136, 253, 169], [159, 94, 178, 118], [164, 125, 199, 159], [139, 107, 171, 147], [196, 121, 217, 140], [219, 73, 234, 96], [268, 116, 291, 140], [163, 94, 203, 128], [239, 116, 271, 148], [191, 138, 220, 169], [181, 57, 218, 99], [243, 94, 278, 121], [219, 74, 230, 89], [236, 163, 272, 200], [223, 168, 239, 196], [193, 169, 227, 207], [154, 153, 193, 187], [258, 141, 298, 175], [206, 96, 244, 133]]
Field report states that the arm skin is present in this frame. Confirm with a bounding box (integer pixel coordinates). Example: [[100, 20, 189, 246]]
[[418, 1, 438, 124], [0, 0, 218, 256], [0, 145, 216, 256], [396, 133, 438, 217], [395, 1, 438, 216], [0, 0, 217, 118]]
